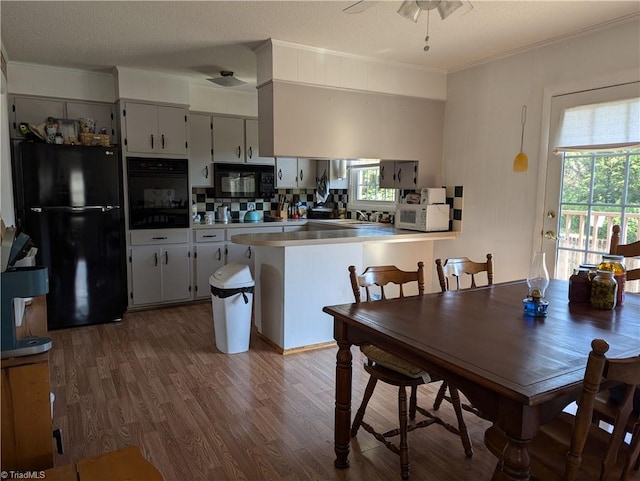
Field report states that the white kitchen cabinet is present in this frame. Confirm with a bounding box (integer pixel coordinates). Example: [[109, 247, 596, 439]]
[[226, 226, 283, 276], [275, 157, 316, 189], [129, 244, 191, 305], [212, 116, 244, 163], [244, 119, 274, 165], [213, 116, 274, 165], [128, 229, 191, 306], [66, 101, 116, 144], [123, 102, 187, 155], [9, 96, 117, 143], [379, 160, 418, 189], [189, 113, 213, 186], [193, 229, 226, 300]]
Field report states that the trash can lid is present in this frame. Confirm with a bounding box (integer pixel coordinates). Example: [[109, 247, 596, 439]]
[[210, 263, 255, 289]]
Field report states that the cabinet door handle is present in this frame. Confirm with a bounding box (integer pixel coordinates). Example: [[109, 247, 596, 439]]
[[247, 247, 252, 259], [397, 168, 401, 183], [161, 134, 165, 149], [278, 169, 283, 180], [152, 236, 168, 240], [154, 252, 158, 267], [202, 235, 217, 238], [151, 134, 154, 149], [380, 165, 385, 179], [216, 248, 221, 261], [165, 251, 169, 265], [236, 146, 241, 158], [299, 169, 303, 181], [248, 146, 253, 159], [205, 165, 209, 179]]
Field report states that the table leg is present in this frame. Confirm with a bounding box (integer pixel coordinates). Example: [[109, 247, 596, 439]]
[[491, 434, 531, 481], [334, 340, 352, 469]]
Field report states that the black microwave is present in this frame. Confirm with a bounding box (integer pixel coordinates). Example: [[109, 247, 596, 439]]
[[213, 163, 275, 199]]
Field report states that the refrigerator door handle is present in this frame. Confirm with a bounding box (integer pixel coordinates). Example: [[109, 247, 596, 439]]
[[30, 207, 43, 213]]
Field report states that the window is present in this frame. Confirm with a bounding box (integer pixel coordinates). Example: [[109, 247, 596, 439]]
[[348, 160, 397, 211], [555, 148, 639, 293]]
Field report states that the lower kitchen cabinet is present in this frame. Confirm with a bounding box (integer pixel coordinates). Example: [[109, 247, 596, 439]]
[[194, 243, 225, 299], [226, 226, 283, 276], [130, 244, 191, 306]]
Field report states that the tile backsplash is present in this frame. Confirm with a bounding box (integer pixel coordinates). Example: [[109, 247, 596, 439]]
[[192, 185, 463, 227], [192, 188, 349, 222]]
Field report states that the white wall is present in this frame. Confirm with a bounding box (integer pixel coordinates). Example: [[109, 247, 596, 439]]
[[257, 39, 447, 100], [1, 46, 14, 226], [434, 19, 640, 285]]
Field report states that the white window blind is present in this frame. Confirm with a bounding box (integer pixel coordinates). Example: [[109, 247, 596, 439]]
[[555, 97, 640, 152]]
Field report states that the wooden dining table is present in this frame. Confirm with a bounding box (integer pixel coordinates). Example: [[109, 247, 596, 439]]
[[323, 279, 640, 481]]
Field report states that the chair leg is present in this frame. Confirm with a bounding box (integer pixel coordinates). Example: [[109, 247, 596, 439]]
[[448, 386, 473, 458], [351, 376, 378, 437], [398, 385, 410, 481], [409, 385, 418, 420], [433, 381, 448, 411]]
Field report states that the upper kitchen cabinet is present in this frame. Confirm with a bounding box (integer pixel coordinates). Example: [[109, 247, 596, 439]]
[[66, 101, 116, 145], [212, 116, 244, 163], [212, 116, 274, 165], [379, 160, 418, 189], [244, 119, 274, 165], [188, 113, 213, 187], [275, 157, 316, 189], [10, 96, 64, 139], [122, 102, 188, 156], [9, 95, 117, 143]]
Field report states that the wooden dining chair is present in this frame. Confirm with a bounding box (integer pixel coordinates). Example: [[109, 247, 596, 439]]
[[348, 263, 473, 481], [609, 224, 640, 281], [435, 253, 494, 292], [484, 338, 640, 480], [587, 223, 640, 471], [432, 254, 494, 420]]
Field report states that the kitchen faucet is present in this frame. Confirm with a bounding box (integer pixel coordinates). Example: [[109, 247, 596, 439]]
[[355, 210, 368, 221]]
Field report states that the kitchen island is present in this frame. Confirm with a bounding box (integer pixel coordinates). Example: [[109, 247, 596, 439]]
[[232, 222, 456, 353]]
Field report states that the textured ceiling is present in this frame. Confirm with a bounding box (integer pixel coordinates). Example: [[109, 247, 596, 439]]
[[2, 1, 639, 92]]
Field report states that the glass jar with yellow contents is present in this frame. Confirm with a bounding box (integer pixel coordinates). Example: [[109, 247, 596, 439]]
[[591, 270, 618, 310], [598, 255, 626, 305]]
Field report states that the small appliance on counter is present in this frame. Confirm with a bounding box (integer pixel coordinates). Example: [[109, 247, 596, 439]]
[[420, 187, 446, 205], [1, 223, 52, 359], [308, 204, 335, 219], [394, 204, 449, 232]]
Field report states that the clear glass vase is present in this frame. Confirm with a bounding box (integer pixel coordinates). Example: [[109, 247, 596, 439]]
[[524, 251, 550, 317], [527, 251, 549, 299]]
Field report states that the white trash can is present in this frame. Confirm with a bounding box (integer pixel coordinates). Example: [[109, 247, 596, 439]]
[[209, 263, 255, 354]]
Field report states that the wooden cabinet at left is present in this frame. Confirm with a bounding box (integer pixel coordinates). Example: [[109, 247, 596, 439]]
[[1, 295, 54, 472]]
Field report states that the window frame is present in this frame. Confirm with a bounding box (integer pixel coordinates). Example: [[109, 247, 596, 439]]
[[347, 161, 397, 212]]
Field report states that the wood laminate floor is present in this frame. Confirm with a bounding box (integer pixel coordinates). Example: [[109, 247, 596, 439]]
[[49, 302, 497, 480]]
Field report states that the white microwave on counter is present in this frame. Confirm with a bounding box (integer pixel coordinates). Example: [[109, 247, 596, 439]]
[[395, 204, 450, 232]]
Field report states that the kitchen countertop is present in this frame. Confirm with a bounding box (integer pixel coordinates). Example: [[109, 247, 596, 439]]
[[231, 223, 457, 246], [192, 219, 308, 229]]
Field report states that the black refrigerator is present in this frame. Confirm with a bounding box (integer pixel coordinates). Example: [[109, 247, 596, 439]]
[[12, 141, 127, 330]]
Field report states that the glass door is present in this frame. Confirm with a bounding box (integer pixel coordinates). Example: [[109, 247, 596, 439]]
[[541, 82, 640, 293]]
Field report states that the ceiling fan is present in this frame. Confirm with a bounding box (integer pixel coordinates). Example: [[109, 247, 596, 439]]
[[207, 71, 246, 87], [343, 0, 473, 23]]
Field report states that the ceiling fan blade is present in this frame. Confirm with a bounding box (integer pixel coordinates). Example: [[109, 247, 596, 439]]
[[437, 0, 473, 20], [343, 0, 379, 14], [397, 1, 422, 23]]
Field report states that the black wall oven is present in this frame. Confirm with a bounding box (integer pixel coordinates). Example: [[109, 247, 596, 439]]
[[127, 158, 189, 229]]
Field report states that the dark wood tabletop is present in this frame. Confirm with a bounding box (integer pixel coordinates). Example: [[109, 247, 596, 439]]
[[323, 279, 640, 481]]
